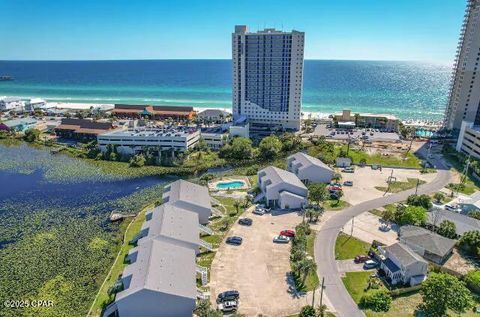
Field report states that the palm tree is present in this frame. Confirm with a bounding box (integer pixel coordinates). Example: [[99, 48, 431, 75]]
[[295, 258, 317, 286], [233, 200, 241, 214]]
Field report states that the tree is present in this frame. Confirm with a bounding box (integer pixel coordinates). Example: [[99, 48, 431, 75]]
[[129, 154, 146, 167], [332, 173, 342, 182], [360, 289, 392, 312], [23, 128, 40, 142], [308, 183, 329, 206], [219, 137, 253, 160], [316, 304, 328, 317], [195, 300, 222, 317], [465, 270, 480, 294], [294, 258, 317, 286], [258, 135, 282, 159], [433, 192, 444, 204], [280, 133, 302, 152], [406, 194, 432, 210], [381, 207, 395, 223], [459, 230, 480, 258], [305, 208, 322, 223], [437, 220, 456, 239], [469, 211, 480, 220], [233, 200, 241, 214], [299, 305, 316, 317], [421, 272, 472, 317], [397, 206, 427, 226]]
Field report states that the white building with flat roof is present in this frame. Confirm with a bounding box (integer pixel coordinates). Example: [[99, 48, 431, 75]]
[[97, 126, 200, 156], [287, 152, 334, 184], [256, 166, 308, 209], [162, 180, 213, 224], [232, 25, 304, 131], [0, 96, 25, 112], [444, 0, 480, 131]]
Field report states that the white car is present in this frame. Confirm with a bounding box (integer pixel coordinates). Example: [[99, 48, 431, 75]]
[[273, 235, 290, 243], [218, 300, 238, 313], [253, 208, 265, 215]]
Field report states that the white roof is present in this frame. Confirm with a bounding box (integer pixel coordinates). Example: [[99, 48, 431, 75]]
[[289, 152, 333, 172], [117, 239, 196, 300], [258, 166, 306, 189]]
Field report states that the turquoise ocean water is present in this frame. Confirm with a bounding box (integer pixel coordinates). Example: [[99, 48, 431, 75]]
[[0, 60, 451, 120]]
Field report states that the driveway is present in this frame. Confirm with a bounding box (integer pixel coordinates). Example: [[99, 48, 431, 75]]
[[209, 209, 332, 316], [336, 260, 367, 274], [341, 212, 399, 246], [314, 157, 451, 317]]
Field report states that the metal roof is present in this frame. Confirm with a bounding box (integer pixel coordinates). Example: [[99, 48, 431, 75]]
[[117, 238, 196, 301], [258, 166, 307, 189]]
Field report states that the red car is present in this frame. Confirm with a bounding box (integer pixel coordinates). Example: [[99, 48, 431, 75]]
[[354, 255, 369, 263], [280, 230, 295, 238]]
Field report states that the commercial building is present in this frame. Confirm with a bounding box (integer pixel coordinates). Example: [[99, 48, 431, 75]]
[[444, 0, 480, 132], [333, 110, 399, 131], [197, 109, 230, 122], [25, 98, 46, 112], [256, 166, 308, 209], [1, 118, 37, 132], [399, 225, 456, 265], [162, 180, 213, 224], [287, 152, 334, 184], [55, 118, 116, 140], [379, 243, 428, 286], [456, 121, 480, 158], [200, 127, 229, 150], [232, 25, 305, 131], [112, 104, 195, 120], [0, 97, 25, 112], [97, 125, 200, 156]]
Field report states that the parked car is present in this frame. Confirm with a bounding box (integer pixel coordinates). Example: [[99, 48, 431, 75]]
[[252, 208, 265, 216], [218, 300, 238, 313], [354, 255, 370, 263], [371, 164, 381, 170], [280, 230, 295, 237], [343, 181, 353, 186], [217, 290, 240, 302], [329, 185, 343, 191], [363, 260, 378, 269], [238, 218, 253, 226], [342, 167, 355, 173], [273, 235, 290, 243], [226, 236, 243, 245], [445, 204, 462, 213]]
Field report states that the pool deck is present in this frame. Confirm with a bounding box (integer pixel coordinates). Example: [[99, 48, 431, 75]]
[[208, 176, 251, 192]]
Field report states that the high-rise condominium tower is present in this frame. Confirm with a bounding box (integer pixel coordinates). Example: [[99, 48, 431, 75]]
[[444, 0, 480, 131], [232, 25, 305, 131]]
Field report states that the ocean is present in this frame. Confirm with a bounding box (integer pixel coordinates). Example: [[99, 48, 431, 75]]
[[0, 59, 451, 120]]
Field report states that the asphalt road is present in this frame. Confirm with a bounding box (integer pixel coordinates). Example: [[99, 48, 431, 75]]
[[314, 155, 451, 317]]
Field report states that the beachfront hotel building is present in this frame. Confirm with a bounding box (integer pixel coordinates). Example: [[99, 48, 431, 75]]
[[232, 25, 305, 133], [444, 0, 480, 132]]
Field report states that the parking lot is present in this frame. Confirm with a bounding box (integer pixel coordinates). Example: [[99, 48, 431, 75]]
[[209, 208, 326, 316], [314, 124, 400, 142]]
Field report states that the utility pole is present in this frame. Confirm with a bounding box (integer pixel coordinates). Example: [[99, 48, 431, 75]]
[[350, 217, 354, 237], [415, 178, 420, 195], [312, 283, 316, 306], [386, 169, 394, 194]]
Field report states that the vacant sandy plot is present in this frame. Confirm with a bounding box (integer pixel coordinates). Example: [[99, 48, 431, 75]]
[[340, 167, 437, 205], [209, 209, 331, 317], [341, 212, 399, 246]]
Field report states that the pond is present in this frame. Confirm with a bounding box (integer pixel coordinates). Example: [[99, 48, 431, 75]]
[[0, 143, 173, 317]]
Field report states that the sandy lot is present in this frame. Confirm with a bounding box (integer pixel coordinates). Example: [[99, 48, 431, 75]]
[[341, 211, 399, 246], [340, 166, 437, 205], [209, 208, 331, 317]]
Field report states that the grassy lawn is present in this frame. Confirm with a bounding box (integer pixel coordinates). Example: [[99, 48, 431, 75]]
[[447, 182, 477, 195], [335, 233, 371, 260], [337, 146, 422, 169], [375, 178, 426, 193], [89, 204, 152, 317], [368, 209, 383, 217], [342, 271, 374, 303], [324, 199, 350, 211], [364, 292, 422, 317], [304, 232, 320, 291]]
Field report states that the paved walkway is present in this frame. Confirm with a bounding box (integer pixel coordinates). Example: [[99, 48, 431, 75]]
[[314, 154, 451, 317]]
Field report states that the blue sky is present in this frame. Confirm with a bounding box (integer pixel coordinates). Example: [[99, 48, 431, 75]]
[[0, 0, 466, 62]]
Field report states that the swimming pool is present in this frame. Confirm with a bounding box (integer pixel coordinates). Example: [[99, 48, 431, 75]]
[[215, 180, 246, 190]]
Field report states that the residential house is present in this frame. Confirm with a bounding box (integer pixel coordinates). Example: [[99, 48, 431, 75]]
[[0, 97, 25, 112], [256, 166, 308, 209], [104, 238, 196, 317], [162, 180, 212, 224], [2, 118, 37, 132], [427, 208, 480, 237], [399, 225, 456, 264], [380, 242, 428, 286], [287, 152, 334, 184]]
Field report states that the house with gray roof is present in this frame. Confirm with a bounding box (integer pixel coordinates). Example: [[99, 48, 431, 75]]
[[256, 166, 308, 209], [380, 242, 428, 286], [399, 225, 456, 264], [162, 180, 212, 224], [287, 152, 334, 184], [107, 238, 196, 317], [428, 208, 480, 237], [138, 204, 201, 253]]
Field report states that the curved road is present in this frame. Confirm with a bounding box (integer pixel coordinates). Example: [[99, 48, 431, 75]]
[[314, 158, 451, 317]]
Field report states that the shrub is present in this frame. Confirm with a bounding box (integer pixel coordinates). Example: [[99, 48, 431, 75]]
[[406, 194, 432, 210], [397, 205, 427, 226], [245, 165, 258, 176], [464, 270, 480, 294], [129, 154, 146, 167], [299, 305, 316, 317], [437, 220, 457, 239], [360, 289, 392, 312], [459, 230, 480, 258], [23, 128, 40, 142]]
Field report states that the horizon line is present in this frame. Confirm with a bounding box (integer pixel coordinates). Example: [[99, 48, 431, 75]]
[[0, 58, 451, 64]]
